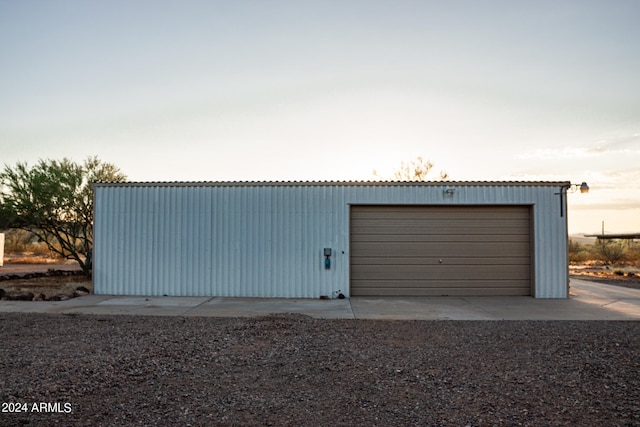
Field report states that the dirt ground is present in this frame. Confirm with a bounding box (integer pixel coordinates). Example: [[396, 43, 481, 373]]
[[0, 274, 92, 299], [0, 261, 81, 275], [0, 262, 90, 299], [569, 264, 640, 290]]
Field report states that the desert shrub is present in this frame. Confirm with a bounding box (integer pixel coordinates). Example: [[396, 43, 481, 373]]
[[31, 241, 54, 256], [613, 269, 625, 276], [595, 239, 625, 266], [568, 239, 588, 263], [3, 229, 34, 253], [624, 245, 640, 266], [2, 228, 63, 259]]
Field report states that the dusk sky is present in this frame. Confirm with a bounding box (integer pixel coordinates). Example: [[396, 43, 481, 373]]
[[1, 0, 638, 234]]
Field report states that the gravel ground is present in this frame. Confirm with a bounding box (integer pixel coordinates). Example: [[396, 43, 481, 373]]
[[1, 314, 639, 426]]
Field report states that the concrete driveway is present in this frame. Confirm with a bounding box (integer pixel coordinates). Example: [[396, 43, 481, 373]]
[[1, 279, 639, 320]]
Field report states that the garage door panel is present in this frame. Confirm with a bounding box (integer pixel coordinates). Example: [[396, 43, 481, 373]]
[[350, 205, 531, 296], [350, 242, 530, 258], [351, 225, 530, 236], [351, 286, 531, 296], [351, 256, 530, 266], [351, 234, 529, 243], [351, 265, 529, 280], [351, 218, 530, 230], [352, 280, 530, 289], [351, 207, 529, 220]]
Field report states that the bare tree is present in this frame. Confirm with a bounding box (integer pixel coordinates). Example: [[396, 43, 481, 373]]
[[373, 156, 448, 181]]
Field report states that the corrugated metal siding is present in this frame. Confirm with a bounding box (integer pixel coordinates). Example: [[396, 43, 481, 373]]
[[94, 183, 568, 298]]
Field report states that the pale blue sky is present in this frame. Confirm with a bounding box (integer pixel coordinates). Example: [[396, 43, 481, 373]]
[[1, 0, 639, 233]]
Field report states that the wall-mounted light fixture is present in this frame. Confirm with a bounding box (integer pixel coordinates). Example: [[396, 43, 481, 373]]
[[556, 182, 589, 217], [443, 188, 455, 198], [578, 182, 590, 193]]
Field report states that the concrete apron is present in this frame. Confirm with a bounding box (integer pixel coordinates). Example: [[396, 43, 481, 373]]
[[0, 279, 639, 320]]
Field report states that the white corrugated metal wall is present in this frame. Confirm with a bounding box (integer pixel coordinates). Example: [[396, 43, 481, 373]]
[[93, 182, 569, 298]]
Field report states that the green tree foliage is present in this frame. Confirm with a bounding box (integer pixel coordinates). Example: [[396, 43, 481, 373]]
[[0, 157, 126, 275]]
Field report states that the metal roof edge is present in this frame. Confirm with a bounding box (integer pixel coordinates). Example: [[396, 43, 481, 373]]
[[92, 180, 571, 188], [584, 233, 640, 239]]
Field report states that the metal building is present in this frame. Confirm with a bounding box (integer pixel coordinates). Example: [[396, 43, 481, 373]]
[[93, 181, 571, 298]]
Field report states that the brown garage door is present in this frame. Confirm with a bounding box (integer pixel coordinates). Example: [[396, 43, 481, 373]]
[[350, 205, 531, 296]]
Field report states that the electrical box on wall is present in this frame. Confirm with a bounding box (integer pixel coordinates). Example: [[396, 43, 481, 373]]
[[324, 248, 331, 269]]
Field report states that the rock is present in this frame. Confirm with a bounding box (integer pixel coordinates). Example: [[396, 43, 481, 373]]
[[319, 295, 329, 300], [21, 292, 36, 301], [32, 293, 46, 301], [8, 292, 35, 301], [73, 289, 89, 298], [48, 294, 71, 301], [76, 286, 91, 293]]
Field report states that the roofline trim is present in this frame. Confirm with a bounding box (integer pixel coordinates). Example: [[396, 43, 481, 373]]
[[92, 180, 571, 188]]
